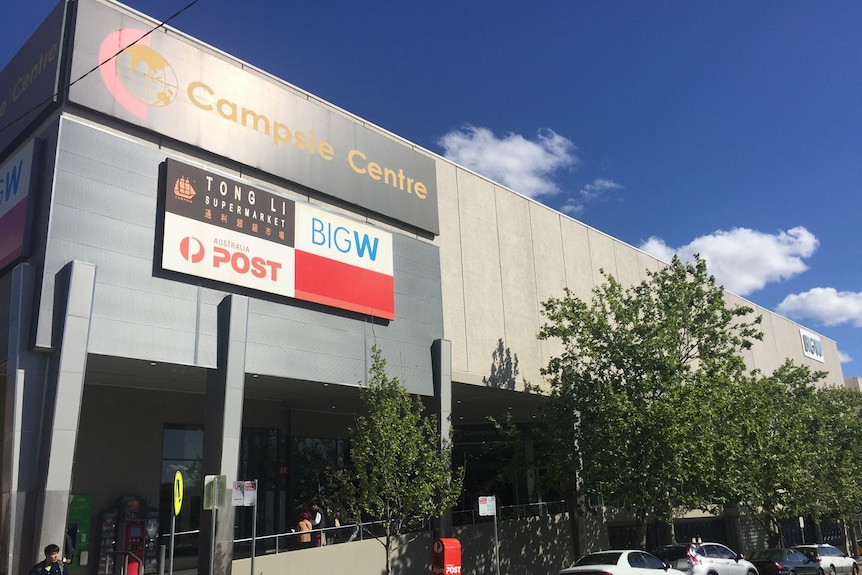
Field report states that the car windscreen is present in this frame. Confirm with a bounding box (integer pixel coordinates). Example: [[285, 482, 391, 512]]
[[577, 552, 623, 566]]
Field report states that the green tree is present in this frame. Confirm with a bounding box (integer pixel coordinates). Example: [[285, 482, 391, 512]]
[[801, 384, 862, 532], [732, 361, 826, 546], [537, 255, 762, 548], [327, 345, 462, 575]]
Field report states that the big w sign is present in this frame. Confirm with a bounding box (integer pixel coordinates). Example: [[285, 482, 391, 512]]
[[160, 159, 395, 319]]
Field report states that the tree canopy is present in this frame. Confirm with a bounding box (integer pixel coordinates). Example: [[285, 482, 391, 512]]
[[536, 254, 862, 549], [537, 255, 763, 546], [327, 345, 462, 575]]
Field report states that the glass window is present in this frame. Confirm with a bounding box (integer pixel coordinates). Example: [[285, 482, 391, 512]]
[[577, 552, 622, 566], [159, 425, 203, 534], [642, 553, 666, 569]]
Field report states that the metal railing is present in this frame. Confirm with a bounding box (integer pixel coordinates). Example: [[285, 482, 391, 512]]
[[232, 520, 386, 558], [452, 499, 568, 526], [162, 500, 568, 563]]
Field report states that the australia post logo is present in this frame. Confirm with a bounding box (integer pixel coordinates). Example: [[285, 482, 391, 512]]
[[99, 29, 178, 119], [178, 236, 283, 282]]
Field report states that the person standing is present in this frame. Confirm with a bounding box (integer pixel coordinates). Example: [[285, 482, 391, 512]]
[[296, 512, 313, 549], [28, 544, 69, 575], [310, 502, 327, 546]]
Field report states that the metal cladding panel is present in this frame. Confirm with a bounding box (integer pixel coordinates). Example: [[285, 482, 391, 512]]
[[67, 0, 439, 235], [42, 118, 442, 389], [245, 234, 443, 396]]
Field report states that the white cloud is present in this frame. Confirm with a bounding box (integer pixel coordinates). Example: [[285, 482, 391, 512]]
[[775, 288, 862, 327], [438, 126, 578, 199], [839, 350, 853, 363], [638, 226, 818, 296], [560, 178, 623, 215]]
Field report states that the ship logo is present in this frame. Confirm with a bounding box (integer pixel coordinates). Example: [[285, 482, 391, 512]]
[[173, 176, 196, 202]]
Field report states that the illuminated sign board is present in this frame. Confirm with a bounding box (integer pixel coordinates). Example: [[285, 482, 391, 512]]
[[68, 0, 438, 235], [799, 328, 824, 363], [0, 2, 63, 156], [161, 158, 394, 319], [0, 139, 39, 271]]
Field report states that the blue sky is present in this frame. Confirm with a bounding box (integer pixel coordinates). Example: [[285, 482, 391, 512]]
[[5, 0, 862, 378]]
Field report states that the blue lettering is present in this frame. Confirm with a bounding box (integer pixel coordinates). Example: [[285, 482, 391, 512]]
[[353, 231, 379, 261], [334, 226, 351, 253], [311, 217, 326, 246], [1, 160, 23, 203], [308, 217, 382, 261], [803, 335, 823, 357]]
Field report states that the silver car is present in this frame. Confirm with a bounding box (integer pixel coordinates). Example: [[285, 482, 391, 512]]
[[792, 544, 859, 575], [653, 543, 758, 575]]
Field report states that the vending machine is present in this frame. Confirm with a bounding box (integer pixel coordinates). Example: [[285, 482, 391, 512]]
[[66, 494, 93, 569], [97, 496, 159, 575]]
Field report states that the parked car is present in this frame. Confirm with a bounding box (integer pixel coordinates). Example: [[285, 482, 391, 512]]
[[560, 550, 688, 575], [792, 544, 859, 575], [652, 542, 758, 575], [748, 548, 821, 575]]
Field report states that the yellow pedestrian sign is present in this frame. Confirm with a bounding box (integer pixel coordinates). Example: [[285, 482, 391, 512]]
[[173, 471, 183, 516]]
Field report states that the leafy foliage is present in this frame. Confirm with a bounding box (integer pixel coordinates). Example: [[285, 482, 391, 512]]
[[536, 255, 763, 546], [327, 345, 462, 575]]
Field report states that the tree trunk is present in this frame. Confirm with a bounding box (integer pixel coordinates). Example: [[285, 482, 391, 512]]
[[635, 510, 648, 550], [657, 517, 675, 546]]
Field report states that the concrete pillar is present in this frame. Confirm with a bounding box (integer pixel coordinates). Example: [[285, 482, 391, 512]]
[[39, 262, 94, 556], [198, 295, 248, 575], [1, 261, 94, 575], [431, 339, 453, 539]]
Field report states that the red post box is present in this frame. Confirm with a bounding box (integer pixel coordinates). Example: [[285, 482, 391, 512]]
[[432, 538, 461, 575]]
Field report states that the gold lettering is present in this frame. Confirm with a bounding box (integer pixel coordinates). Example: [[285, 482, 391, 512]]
[[348, 149, 427, 198], [242, 108, 270, 135], [348, 149, 367, 174], [318, 142, 334, 161], [188, 81, 214, 111], [217, 98, 237, 121]]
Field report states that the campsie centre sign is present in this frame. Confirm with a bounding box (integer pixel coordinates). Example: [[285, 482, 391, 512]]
[[67, 0, 439, 236]]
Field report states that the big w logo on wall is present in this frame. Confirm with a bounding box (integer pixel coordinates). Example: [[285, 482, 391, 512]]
[[161, 159, 395, 319]]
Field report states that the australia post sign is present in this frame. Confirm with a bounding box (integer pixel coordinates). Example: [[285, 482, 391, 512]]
[[67, 0, 438, 235], [162, 159, 395, 319]]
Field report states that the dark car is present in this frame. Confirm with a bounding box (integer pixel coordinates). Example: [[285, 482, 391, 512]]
[[748, 548, 821, 575]]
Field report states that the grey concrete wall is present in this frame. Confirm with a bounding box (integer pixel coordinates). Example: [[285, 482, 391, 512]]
[[436, 159, 845, 390]]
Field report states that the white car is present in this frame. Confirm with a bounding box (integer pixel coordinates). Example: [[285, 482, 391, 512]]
[[561, 550, 689, 575], [792, 545, 859, 575]]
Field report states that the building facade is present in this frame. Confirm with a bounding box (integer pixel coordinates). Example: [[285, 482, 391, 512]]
[[0, 1, 845, 575]]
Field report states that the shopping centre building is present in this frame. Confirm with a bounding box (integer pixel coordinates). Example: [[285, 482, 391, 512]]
[[0, 1, 847, 574]]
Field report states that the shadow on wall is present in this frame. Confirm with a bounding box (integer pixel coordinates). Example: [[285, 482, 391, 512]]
[[454, 513, 575, 575], [389, 532, 433, 575], [483, 338, 529, 391]]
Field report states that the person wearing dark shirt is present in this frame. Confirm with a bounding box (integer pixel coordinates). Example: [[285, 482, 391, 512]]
[[28, 544, 69, 575]]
